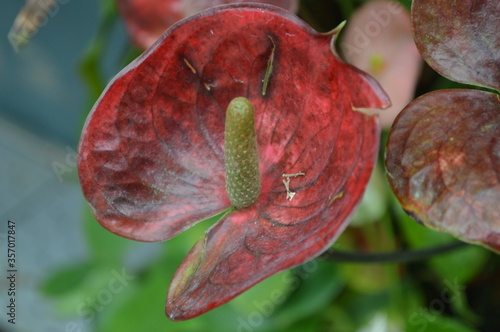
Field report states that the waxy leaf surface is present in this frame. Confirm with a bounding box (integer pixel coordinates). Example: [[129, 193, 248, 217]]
[[78, 4, 389, 320], [117, 0, 299, 49], [412, 0, 500, 90], [386, 89, 500, 252]]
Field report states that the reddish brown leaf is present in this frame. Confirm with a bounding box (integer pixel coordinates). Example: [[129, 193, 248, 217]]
[[117, 0, 299, 49], [78, 4, 389, 319], [386, 89, 500, 252], [412, 0, 500, 90]]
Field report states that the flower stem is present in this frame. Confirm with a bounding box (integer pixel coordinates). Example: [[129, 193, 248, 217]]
[[320, 241, 468, 264]]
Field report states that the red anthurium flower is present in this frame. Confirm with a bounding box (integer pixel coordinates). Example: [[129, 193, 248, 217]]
[[117, 0, 299, 49], [78, 4, 389, 320]]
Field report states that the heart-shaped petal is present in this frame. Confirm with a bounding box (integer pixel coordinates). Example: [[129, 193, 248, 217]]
[[78, 3, 390, 319]]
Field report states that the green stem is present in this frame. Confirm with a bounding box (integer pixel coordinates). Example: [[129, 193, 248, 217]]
[[320, 241, 468, 264], [79, 1, 118, 102]]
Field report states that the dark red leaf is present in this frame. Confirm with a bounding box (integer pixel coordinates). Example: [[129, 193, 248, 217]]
[[386, 89, 500, 252], [78, 4, 389, 319], [117, 0, 299, 49], [412, 0, 500, 90]]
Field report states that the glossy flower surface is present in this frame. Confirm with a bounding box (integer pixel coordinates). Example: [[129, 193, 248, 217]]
[[78, 4, 389, 320]]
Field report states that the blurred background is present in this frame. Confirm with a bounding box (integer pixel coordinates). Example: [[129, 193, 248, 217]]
[[0, 1, 499, 332]]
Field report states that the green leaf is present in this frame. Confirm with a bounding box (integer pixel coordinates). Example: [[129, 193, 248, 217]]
[[350, 164, 389, 225], [43, 263, 136, 317], [230, 270, 292, 315], [269, 261, 345, 329], [396, 202, 489, 284], [406, 311, 478, 332], [98, 263, 203, 332], [41, 262, 94, 296], [266, 315, 323, 332], [83, 205, 131, 264]]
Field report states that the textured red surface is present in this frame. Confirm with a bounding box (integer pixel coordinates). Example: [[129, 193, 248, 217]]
[[386, 89, 500, 252], [117, 0, 299, 49], [78, 4, 389, 320], [412, 0, 500, 90]]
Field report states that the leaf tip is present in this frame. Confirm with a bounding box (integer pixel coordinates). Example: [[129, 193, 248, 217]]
[[326, 20, 347, 56]]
